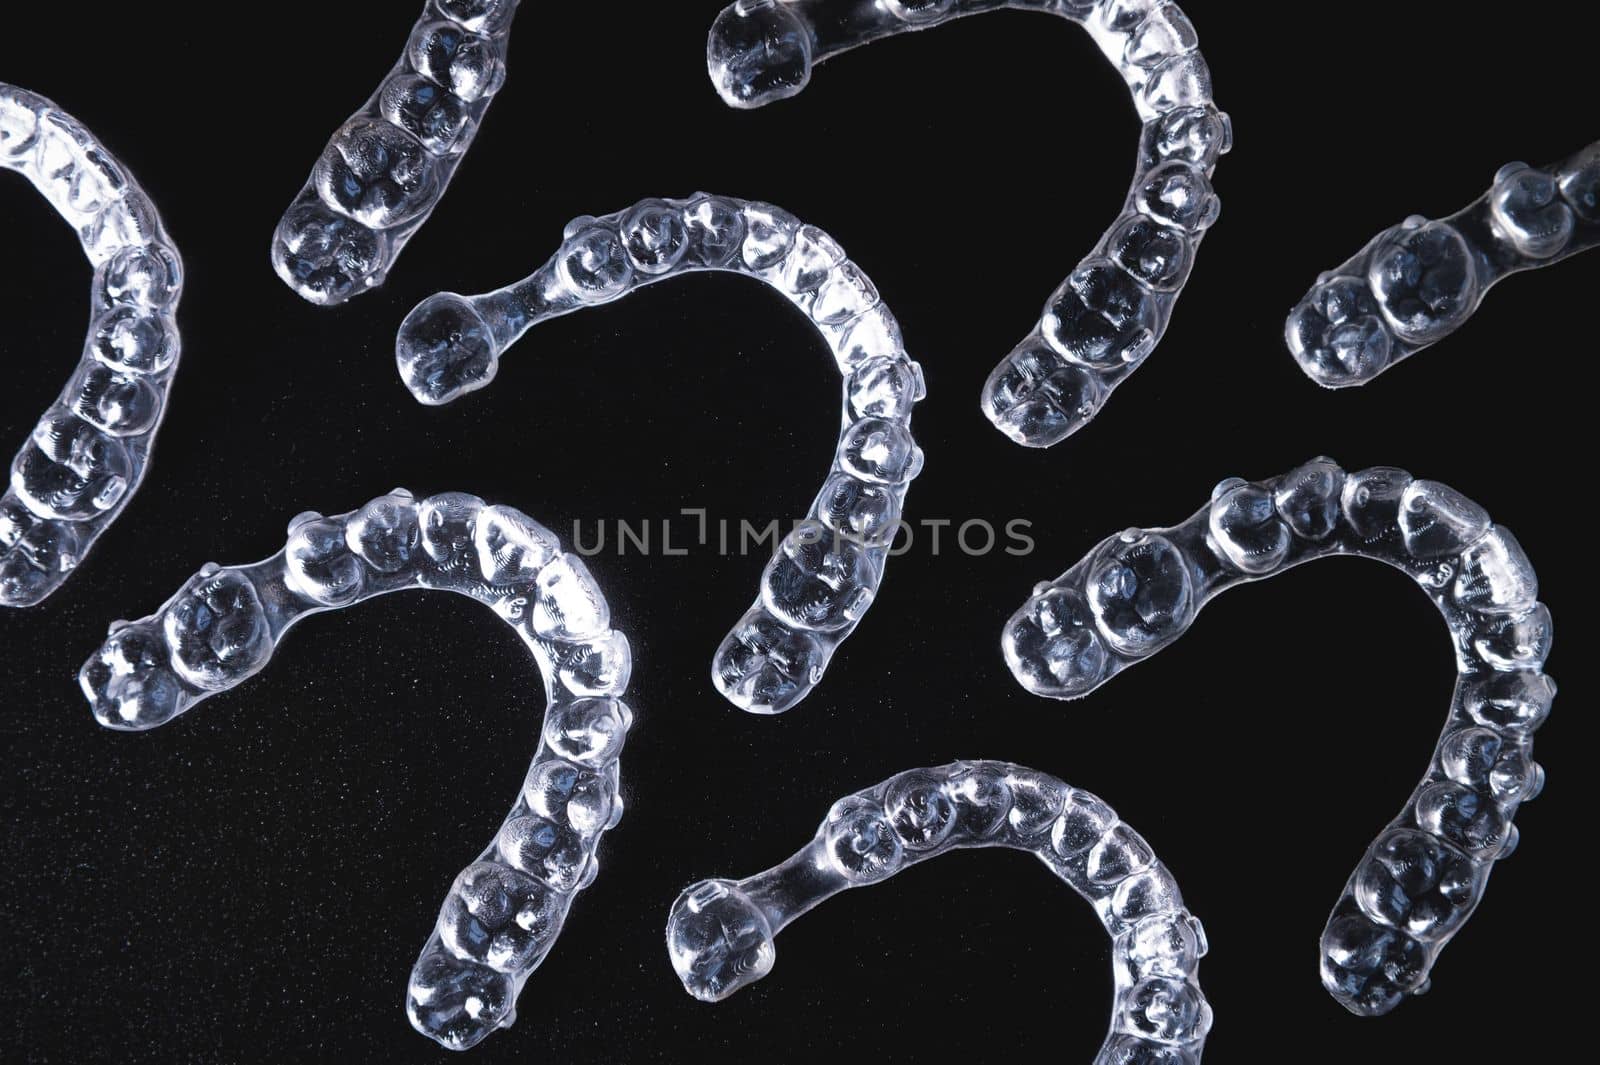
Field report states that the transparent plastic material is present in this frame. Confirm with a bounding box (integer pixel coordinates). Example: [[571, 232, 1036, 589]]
[[667, 760, 1211, 1061], [706, 0, 1229, 447], [396, 193, 925, 714], [1287, 141, 1599, 386], [1, 83, 184, 608], [1002, 459, 1553, 1015], [78, 489, 632, 1051], [271, 1, 520, 305]]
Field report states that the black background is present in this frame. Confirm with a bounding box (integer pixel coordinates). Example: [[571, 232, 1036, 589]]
[[2, 3, 1593, 1062]]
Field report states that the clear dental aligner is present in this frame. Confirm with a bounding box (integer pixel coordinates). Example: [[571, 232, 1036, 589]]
[[1287, 140, 1599, 386], [1002, 459, 1553, 1015], [667, 759, 1211, 1062], [1, 83, 184, 608], [270, 1, 520, 305], [706, 0, 1229, 448], [78, 489, 632, 1051], [396, 193, 925, 715]]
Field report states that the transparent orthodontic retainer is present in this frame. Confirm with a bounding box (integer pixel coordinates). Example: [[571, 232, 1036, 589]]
[[1003, 459, 1553, 1015], [79, 489, 634, 1051]]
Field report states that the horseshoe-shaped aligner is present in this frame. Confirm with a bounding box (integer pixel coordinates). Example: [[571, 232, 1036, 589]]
[[1002, 459, 1554, 1015], [706, 0, 1229, 448], [667, 760, 1211, 1062], [78, 490, 633, 1051], [0, 84, 184, 608], [396, 193, 925, 715], [1286, 140, 1599, 387], [271, 1, 520, 305]]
